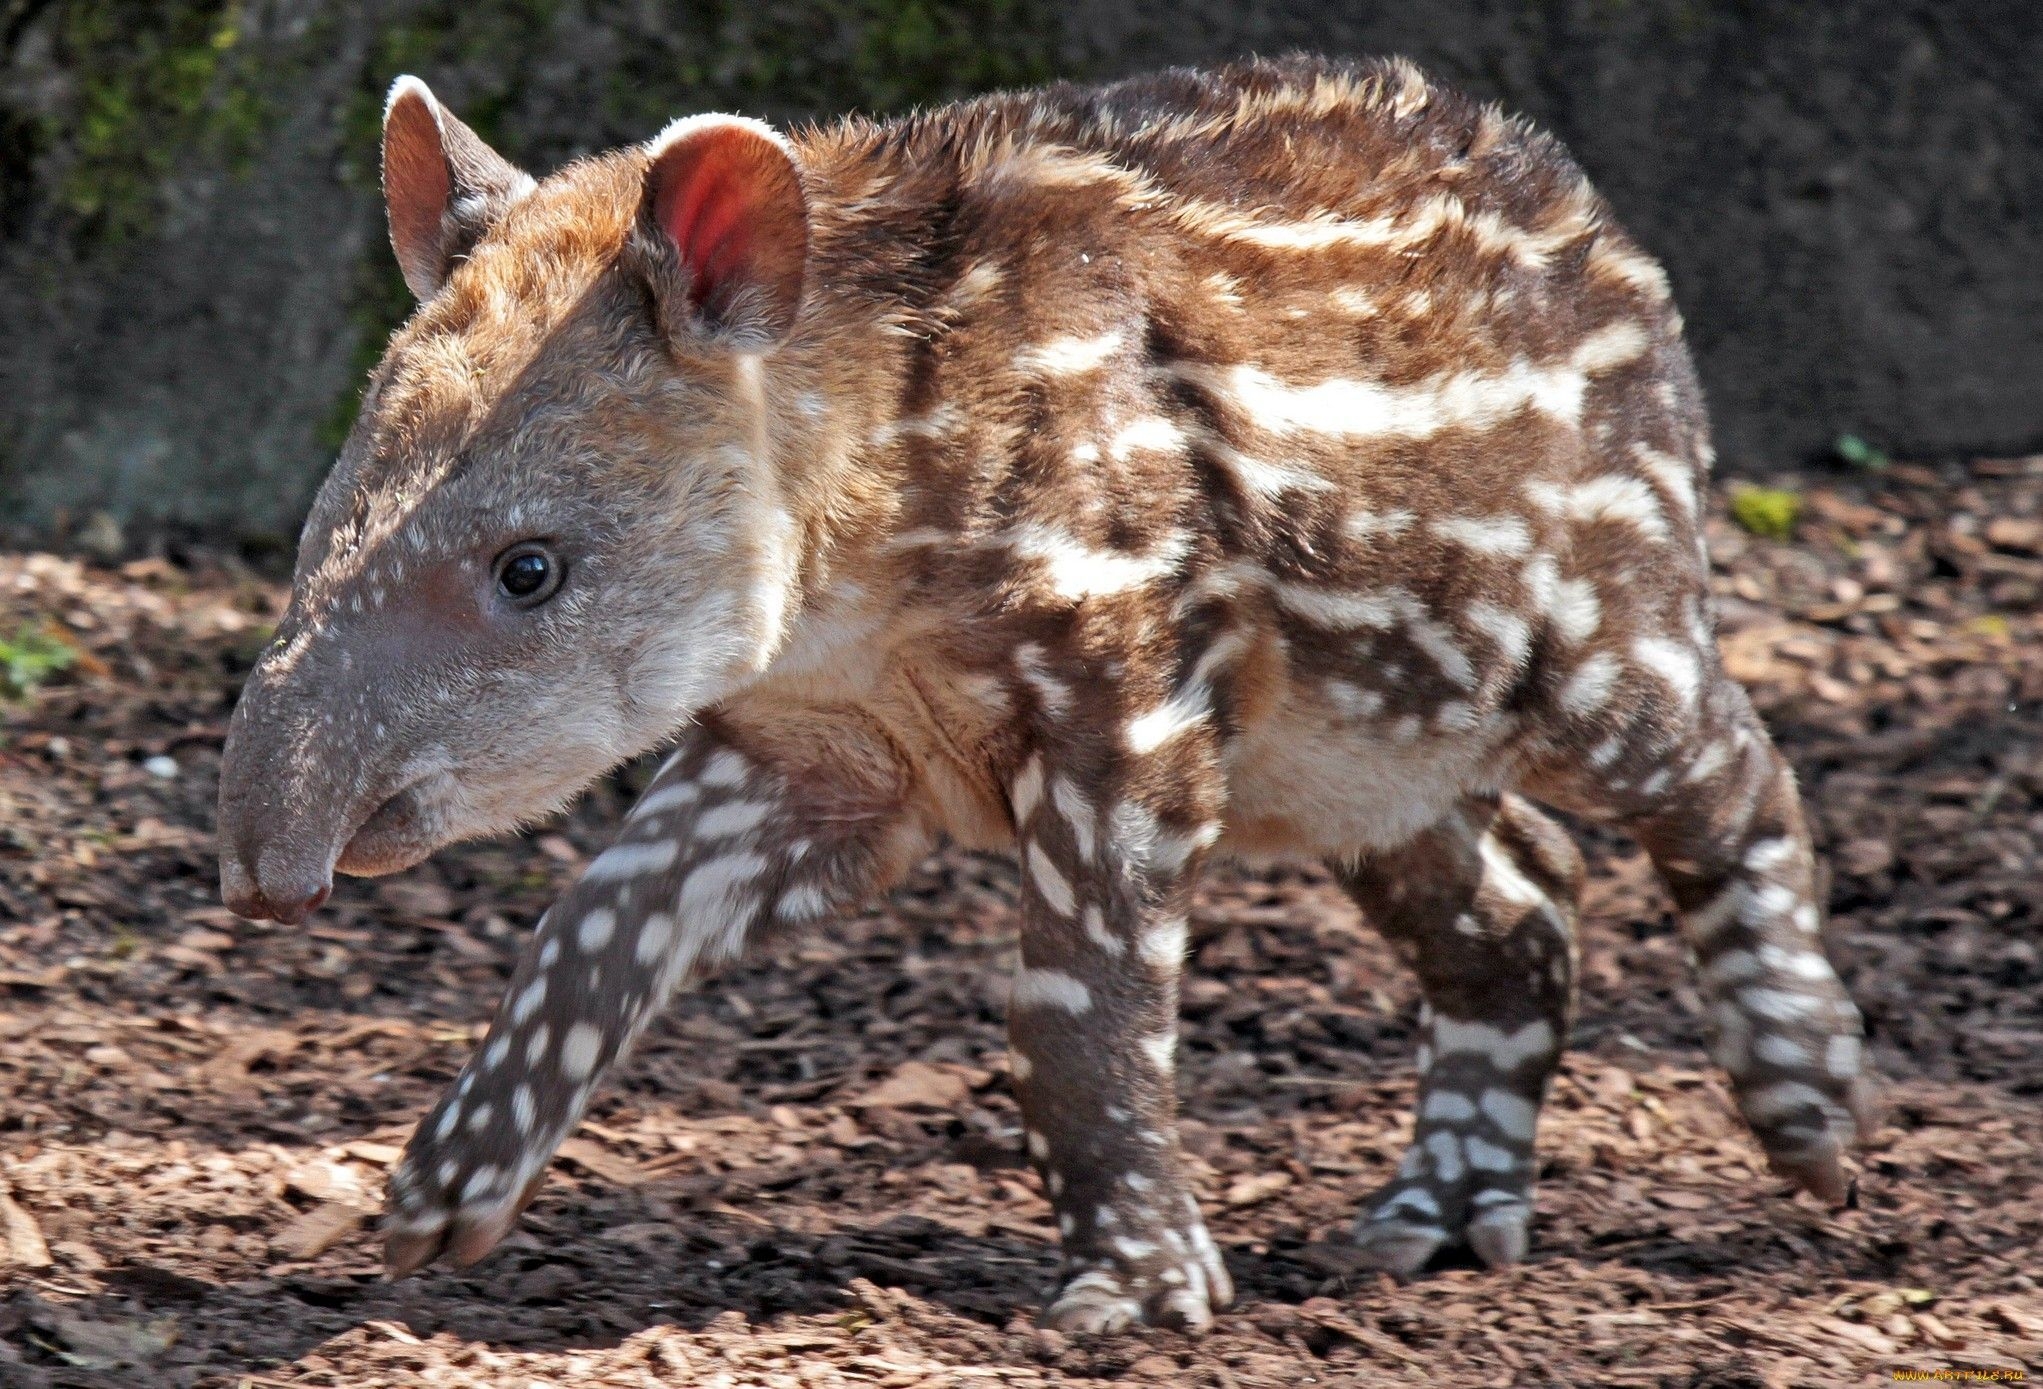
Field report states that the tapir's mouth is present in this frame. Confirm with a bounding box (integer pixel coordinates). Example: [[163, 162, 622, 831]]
[[334, 778, 441, 877]]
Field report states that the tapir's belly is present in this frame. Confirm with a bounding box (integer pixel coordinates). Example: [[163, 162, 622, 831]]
[[1218, 685, 1512, 861]]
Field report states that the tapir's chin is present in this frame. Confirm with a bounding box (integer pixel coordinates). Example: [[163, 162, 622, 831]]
[[334, 783, 440, 877]]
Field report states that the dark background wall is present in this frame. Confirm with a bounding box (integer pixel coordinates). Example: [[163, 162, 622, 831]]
[[3, 0, 2039, 554]]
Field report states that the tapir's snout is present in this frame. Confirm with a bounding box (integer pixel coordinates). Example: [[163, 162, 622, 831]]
[[216, 641, 363, 925], [216, 727, 343, 924]]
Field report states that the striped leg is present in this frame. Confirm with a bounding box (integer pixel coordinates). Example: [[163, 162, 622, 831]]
[[1606, 680, 1873, 1199], [383, 711, 928, 1274], [1332, 793, 1582, 1274], [1007, 753, 1232, 1333]]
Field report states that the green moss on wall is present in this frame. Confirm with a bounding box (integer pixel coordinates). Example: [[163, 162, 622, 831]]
[[35, 0, 269, 242], [1, 0, 1066, 516]]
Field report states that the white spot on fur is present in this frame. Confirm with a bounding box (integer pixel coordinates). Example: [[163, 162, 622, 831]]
[[1426, 1130, 1466, 1183], [1006, 523, 1189, 601], [1082, 904, 1125, 956], [584, 841, 680, 883], [1140, 915, 1189, 967], [1051, 775, 1097, 862], [1012, 968, 1093, 1012], [1016, 330, 1126, 376], [1465, 1135, 1519, 1172], [1423, 1091, 1477, 1123], [1013, 645, 1071, 715], [699, 750, 749, 787], [1433, 1017, 1554, 1070], [1479, 1088, 1538, 1140], [577, 909, 616, 953], [1738, 987, 1817, 1024], [1385, 1187, 1441, 1217], [1549, 578, 1602, 643], [1528, 472, 1670, 542], [1025, 840, 1076, 917], [1754, 1034, 1813, 1069], [1011, 755, 1045, 824], [1468, 601, 1532, 670], [1105, 415, 1187, 461], [1633, 636, 1702, 709], [1432, 514, 1531, 556], [560, 1022, 602, 1082], [634, 911, 676, 965], [1742, 1079, 1833, 1125], [1191, 422, 1335, 497], [1631, 442, 1698, 517], [1166, 323, 1647, 445], [460, 1166, 501, 1203], [673, 853, 767, 971], [778, 882, 833, 922], [1559, 652, 1621, 715], [1125, 669, 1219, 754], [1478, 833, 1548, 908], [1742, 882, 1801, 927], [1326, 680, 1385, 719], [694, 799, 772, 840], [511, 977, 546, 1025], [1346, 508, 1417, 542]]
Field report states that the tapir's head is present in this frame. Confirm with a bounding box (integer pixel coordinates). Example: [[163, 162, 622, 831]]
[[219, 79, 817, 923]]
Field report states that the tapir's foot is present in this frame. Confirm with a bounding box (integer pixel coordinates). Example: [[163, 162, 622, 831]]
[[1351, 1132, 1538, 1276], [1744, 1069, 1879, 1205], [382, 1141, 547, 1277], [1041, 1209, 1234, 1334]]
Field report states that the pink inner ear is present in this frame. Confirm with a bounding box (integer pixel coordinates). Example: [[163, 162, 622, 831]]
[[384, 91, 453, 296], [645, 120, 807, 338], [653, 135, 763, 311]]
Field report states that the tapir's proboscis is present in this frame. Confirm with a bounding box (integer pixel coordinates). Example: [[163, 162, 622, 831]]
[[217, 57, 1874, 1332]]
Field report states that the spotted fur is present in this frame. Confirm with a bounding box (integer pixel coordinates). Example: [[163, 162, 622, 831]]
[[217, 56, 1873, 1332]]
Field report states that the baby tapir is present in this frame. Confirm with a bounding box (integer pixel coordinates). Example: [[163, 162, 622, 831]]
[[216, 55, 1874, 1332]]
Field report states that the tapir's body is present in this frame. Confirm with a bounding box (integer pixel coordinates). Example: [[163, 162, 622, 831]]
[[218, 56, 1871, 1332]]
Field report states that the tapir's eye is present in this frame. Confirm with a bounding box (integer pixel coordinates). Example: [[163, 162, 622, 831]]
[[494, 544, 563, 606]]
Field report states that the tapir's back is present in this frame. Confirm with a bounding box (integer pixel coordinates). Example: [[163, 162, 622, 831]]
[[809, 55, 1717, 842], [810, 54, 1702, 468]]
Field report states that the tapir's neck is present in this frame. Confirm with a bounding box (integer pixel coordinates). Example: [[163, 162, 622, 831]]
[[742, 133, 996, 661]]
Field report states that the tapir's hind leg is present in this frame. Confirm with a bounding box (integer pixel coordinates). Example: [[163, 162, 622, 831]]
[[1331, 792, 1582, 1273], [1530, 663, 1875, 1201]]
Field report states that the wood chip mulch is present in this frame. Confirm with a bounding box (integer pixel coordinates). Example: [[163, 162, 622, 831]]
[[1, 458, 2040, 1387]]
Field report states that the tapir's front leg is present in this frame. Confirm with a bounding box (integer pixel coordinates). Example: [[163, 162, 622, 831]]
[[383, 711, 930, 1273], [1007, 742, 1233, 1333]]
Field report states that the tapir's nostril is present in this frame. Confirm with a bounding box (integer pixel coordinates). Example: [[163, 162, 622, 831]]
[[267, 880, 332, 925], [221, 847, 334, 924]]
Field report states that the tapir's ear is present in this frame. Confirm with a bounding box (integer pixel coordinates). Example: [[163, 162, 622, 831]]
[[381, 76, 533, 301], [635, 114, 809, 346]]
